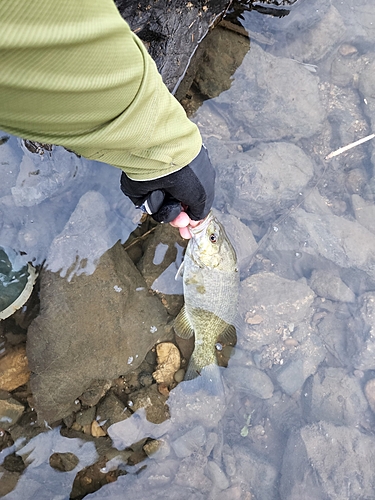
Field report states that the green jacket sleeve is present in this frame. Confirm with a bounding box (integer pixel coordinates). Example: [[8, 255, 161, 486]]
[[0, 0, 202, 180]]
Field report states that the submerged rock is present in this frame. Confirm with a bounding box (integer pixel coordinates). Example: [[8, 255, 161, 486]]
[[353, 292, 375, 370], [224, 365, 274, 400], [308, 269, 356, 303], [209, 43, 325, 142], [266, 208, 375, 281], [27, 241, 170, 423], [213, 142, 315, 221], [239, 272, 315, 351], [303, 367, 369, 426], [280, 422, 375, 500]]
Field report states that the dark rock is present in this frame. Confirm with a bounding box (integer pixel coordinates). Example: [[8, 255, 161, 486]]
[[96, 392, 132, 431], [136, 223, 186, 316], [49, 452, 79, 472], [193, 26, 250, 99], [117, 0, 231, 93], [75, 407, 96, 428], [27, 241, 170, 423], [2, 453, 25, 473], [130, 384, 169, 425], [79, 380, 112, 407]]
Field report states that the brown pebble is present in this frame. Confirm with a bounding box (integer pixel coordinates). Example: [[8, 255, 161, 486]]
[[245, 313, 263, 325], [49, 452, 79, 472], [0, 345, 30, 391], [157, 383, 170, 397], [82, 424, 92, 435], [153, 342, 181, 386], [91, 420, 106, 437], [284, 338, 299, 347], [71, 422, 82, 432], [339, 43, 358, 57]]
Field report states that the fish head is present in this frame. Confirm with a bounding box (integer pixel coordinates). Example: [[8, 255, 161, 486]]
[[187, 211, 237, 271]]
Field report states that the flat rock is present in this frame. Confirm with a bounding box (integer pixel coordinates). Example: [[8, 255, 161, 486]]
[[27, 241, 170, 423]]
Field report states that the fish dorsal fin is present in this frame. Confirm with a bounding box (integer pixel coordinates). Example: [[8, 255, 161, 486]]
[[174, 305, 194, 339], [218, 323, 237, 346]]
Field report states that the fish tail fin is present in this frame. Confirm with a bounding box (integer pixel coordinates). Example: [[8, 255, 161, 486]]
[[185, 361, 224, 397]]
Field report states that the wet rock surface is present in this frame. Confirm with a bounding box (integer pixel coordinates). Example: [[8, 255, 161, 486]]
[[27, 241, 170, 423], [118, 0, 231, 92]]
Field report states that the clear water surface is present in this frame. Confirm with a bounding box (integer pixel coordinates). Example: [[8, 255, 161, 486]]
[[1, 0, 375, 498]]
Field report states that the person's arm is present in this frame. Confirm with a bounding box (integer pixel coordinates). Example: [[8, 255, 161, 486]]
[[0, 0, 214, 226]]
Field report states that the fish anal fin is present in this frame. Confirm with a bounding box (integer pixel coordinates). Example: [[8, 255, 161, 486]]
[[174, 306, 194, 339]]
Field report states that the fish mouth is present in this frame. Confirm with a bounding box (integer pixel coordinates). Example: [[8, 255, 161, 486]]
[[188, 211, 214, 238]]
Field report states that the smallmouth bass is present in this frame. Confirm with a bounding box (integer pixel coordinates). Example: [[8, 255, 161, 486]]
[[174, 211, 239, 393]]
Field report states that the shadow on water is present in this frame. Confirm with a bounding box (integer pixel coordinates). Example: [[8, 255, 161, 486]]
[[2, 0, 375, 498]]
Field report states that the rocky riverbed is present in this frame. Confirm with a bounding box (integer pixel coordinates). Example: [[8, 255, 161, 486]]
[[2, 0, 375, 498]]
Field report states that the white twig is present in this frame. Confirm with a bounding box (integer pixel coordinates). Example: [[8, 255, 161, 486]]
[[325, 133, 375, 160]]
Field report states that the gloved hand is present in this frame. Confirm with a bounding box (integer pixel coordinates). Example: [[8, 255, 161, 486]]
[[120, 146, 215, 223]]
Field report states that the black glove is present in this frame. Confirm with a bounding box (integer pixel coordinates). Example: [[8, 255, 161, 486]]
[[120, 145, 215, 223]]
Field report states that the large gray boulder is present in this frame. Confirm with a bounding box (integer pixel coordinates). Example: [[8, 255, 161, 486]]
[[27, 241, 170, 423]]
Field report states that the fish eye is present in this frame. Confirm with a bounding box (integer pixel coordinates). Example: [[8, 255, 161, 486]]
[[209, 233, 218, 243]]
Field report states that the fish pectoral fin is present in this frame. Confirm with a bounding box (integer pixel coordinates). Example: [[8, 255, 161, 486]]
[[174, 306, 194, 339], [218, 323, 237, 345], [174, 260, 184, 280]]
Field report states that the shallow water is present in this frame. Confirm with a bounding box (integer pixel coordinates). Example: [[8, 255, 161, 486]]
[[1, 0, 375, 498]]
